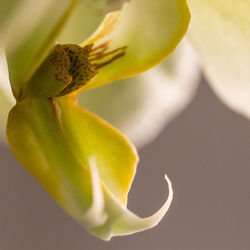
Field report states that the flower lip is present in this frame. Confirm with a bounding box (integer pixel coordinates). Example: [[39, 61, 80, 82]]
[[56, 44, 98, 96], [57, 42, 127, 96]]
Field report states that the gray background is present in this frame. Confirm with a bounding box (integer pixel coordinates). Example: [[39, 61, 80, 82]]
[[0, 79, 250, 250]]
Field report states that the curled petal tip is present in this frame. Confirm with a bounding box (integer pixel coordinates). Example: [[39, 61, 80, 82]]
[[99, 174, 174, 240], [165, 174, 173, 199]]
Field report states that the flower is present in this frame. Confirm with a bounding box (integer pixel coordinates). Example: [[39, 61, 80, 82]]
[[1, 0, 190, 240], [2, 0, 247, 242]]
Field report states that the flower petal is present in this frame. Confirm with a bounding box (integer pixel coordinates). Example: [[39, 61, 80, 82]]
[[0, 47, 14, 143], [80, 156, 107, 229], [7, 98, 94, 219], [0, 47, 15, 104], [78, 0, 190, 90], [4, 0, 77, 99], [57, 96, 138, 205], [187, 0, 250, 118], [0, 91, 12, 143]]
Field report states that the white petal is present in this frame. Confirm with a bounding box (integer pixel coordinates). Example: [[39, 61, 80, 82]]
[[0, 47, 15, 143], [187, 0, 250, 118], [80, 156, 107, 229], [0, 47, 15, 104]]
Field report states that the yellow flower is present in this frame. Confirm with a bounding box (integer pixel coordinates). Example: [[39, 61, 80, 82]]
[[2, 0, 190, 240]]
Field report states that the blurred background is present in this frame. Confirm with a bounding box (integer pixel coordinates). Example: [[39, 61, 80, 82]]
[[1, 77, 250, 250]]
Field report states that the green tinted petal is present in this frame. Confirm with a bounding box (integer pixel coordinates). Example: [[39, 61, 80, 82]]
[[4, 0, 77, 99], [187, 0, 250, 118], [78, 0, 190, 90], [7, 98, 94, 220], [57, 96, 138, 205]]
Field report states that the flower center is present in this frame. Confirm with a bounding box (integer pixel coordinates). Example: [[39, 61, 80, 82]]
[[55, 42, 127, 96], [24, 42, 127, 99], [56, 44, 97, 96]]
